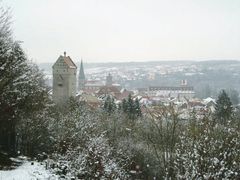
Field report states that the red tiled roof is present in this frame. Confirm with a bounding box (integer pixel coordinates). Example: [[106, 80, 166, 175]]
[[53, 54, 77, 69], [63, 56, 77, 68], [97, 86, 121, 98]]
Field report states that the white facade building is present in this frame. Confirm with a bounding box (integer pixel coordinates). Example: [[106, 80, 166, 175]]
[[148, 86, 195, 99]]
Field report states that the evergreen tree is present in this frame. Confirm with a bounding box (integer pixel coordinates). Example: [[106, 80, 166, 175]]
[[103, 95, 116, 114], [0, 7, 49, 154], [214, 90, 233, 124], [121, 98, 127, 113], [134, 98, 142, 117], [228, 89, 239, 106], [121, 94, 142, 119], [126, 94, 134, 116]]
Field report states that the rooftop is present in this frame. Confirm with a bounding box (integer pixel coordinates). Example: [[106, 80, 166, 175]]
[[53, 52, 77, 69]]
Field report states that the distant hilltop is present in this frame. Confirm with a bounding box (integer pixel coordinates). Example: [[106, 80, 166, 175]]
[[38, 60, 240, 74]]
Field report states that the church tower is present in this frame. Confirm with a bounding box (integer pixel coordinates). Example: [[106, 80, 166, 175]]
[[78, 59, 85, 91], [52, 52, 77, 104]]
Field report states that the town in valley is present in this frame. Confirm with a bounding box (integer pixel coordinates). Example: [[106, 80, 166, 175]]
[[1, 0, 240, 179]]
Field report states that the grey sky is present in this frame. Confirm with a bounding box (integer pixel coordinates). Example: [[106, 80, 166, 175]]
[[3, 0, 240, 63]]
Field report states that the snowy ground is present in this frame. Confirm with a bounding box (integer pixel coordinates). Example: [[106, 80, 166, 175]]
[[0, 159, 57, 180]]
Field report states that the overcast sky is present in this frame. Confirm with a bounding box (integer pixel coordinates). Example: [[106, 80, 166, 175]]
[[2, 0, 240, 63]]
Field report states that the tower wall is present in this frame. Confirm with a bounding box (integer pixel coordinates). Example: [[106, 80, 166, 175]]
[[52, 55, 77, 104]]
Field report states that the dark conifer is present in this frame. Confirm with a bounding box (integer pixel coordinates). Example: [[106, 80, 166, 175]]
[[215, 90, 233, 124], [134, 98, 142, 117]]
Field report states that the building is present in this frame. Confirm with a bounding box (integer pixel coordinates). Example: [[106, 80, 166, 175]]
[[77, 61, 123, 96], [147, 80, 195, 99], [52, 52, 77, 104], [78, 59, 85, 91], [97, 86, 121, 99], [84, 81, 105, 94], [77, 93, 100, 108], [148, 85, 195, 99]]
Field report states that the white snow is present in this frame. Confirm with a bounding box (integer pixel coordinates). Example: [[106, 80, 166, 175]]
[[203, 97, 216, 104], [0, 161, 56, 180]]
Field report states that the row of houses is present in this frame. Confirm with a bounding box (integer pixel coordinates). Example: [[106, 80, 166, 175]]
[[51, 52, 216, 116]]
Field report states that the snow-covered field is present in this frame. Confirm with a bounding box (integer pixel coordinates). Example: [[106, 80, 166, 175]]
[[0, 160, 56, 180]]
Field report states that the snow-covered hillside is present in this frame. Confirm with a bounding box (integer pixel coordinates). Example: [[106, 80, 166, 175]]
[[0, 159, 56, 180]]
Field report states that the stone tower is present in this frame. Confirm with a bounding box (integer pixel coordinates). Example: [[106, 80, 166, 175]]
[[78, 59, 85, 91], [52, 52, 77, 104]]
